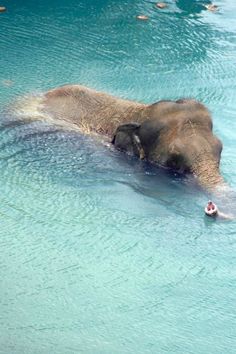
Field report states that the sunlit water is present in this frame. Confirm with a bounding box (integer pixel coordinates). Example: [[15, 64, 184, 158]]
[[0, 1, 236, 353]]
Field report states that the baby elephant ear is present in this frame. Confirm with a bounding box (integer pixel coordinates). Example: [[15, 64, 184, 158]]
[[112, 123, 145, 159]]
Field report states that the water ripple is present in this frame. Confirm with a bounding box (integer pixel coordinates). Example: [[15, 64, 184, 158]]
[[1, 1, 236, 353]]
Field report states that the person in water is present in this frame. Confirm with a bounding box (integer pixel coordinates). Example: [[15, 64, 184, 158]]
[[205, 201, 233, 220], [205, 201, 218, 216]]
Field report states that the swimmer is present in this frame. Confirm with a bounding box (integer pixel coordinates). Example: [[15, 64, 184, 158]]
[[0, 6, 6, 13], [205, 4, 218, 12], [205, 200, 218, 217], [156, 2, 167, 9], [136, 15, 149, 21], [204, 201, 234, 220]]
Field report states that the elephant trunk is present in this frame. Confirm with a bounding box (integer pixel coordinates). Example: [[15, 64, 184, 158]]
[[191, 158, 226, 191], [193, 158, 236, 219]]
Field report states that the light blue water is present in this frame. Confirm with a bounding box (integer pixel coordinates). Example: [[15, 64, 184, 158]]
[[0, 1, 236, 353]]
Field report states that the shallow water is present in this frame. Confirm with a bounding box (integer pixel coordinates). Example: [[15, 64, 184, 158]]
[[0, 0, 236, 353]]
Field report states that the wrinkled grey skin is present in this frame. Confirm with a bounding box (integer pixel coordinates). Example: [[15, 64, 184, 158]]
[[38, 85, 224, 191]]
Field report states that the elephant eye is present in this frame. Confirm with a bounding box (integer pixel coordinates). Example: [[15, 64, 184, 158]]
[[167, 153, 188, 172]]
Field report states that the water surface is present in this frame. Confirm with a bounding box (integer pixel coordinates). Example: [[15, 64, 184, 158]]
[[0, 1, 236, 353]]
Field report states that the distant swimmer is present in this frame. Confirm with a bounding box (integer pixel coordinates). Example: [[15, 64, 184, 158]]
[[156, 3, 167, 9], [0, 6, 6, 13], [205, 4, 218, 12], [136, 15, 149, 21], [205, 201, 234, 220]]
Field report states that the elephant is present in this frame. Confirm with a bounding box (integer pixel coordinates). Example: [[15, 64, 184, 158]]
[[21, 84, 225, 191]]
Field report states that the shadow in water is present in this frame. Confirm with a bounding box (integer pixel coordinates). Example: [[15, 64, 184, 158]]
[[175, 0, 213, 14], [0, 112, 204, 215]]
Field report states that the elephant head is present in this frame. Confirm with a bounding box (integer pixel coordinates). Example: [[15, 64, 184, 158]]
[[112, 99, 224, 190]]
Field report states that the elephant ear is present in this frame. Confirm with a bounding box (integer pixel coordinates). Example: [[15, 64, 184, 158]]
[[112, 123, 145, 159]]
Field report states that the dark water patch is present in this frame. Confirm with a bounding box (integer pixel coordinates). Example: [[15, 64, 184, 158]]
[[0, 118, 39, 131], [0, 110, 207, 221]]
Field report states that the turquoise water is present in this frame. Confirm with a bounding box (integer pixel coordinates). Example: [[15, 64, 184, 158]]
[[1, 0, 236, 353]]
